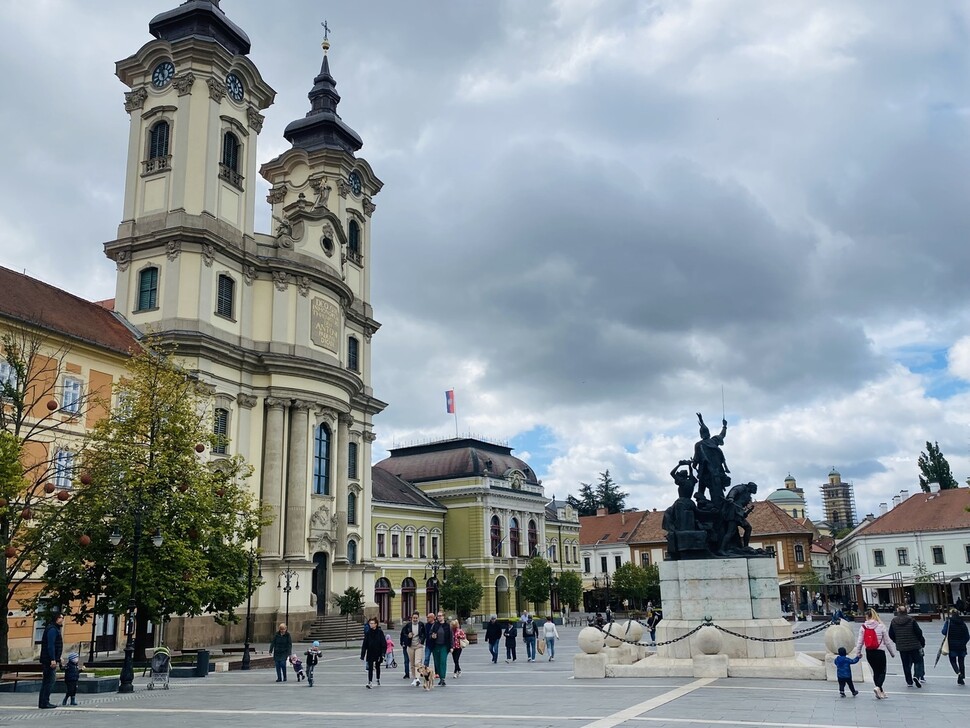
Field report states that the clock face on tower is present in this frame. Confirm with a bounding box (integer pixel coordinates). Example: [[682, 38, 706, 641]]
[[151, 61, 175, 88], [348, 170, 362, 196], [226, 73, 244, 102]]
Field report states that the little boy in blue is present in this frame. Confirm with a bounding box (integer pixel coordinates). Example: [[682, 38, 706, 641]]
[[835, 647, 860, 697]]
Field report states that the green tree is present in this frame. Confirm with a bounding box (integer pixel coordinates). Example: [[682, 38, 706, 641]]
[[567, 482, 598, 517], [519, 556, 552, 612], [25, 342, 264, 660], [331, 587, 365, 616], [611, 562, 656, 610], [556, 570, 583, 610], [595, 470, 628, 514], [918, 441, 958, 492], [439, 560, 484, 620], [0, 329, 103, 662]]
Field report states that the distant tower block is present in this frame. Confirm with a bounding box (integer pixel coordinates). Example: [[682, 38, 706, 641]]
[[821, 468, 857, 531]]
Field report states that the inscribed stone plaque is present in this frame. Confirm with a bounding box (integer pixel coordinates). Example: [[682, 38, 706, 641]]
[[310, 296, 340, 352]]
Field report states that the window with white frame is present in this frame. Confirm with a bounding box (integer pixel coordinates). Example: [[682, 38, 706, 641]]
[[431, 533, 440, 559], [213, 407, 229, 455], [0, 359, 18, 394], [600, 556, 608, 573], [583, 556, 591, 573], [54, 449, 74, 489], [614, 554, 622, 569], [216, 274, 235, 319], [405, 528, 414, 559], [873, 549, 885, 567], [641, 552, 650, 567], [61, 377, 82, 414], [897, 548, 909, 566], [932, 546, 945, 565], [419, 533, 427, 559], [376, 529, 386, 558]]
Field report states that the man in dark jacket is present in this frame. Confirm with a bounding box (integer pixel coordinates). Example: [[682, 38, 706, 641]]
[[484, 616, 503, 664], [889, 605, 925, 687], [38, 612, 64, 709]]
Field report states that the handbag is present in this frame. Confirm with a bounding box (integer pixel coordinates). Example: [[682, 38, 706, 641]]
[[536, 639, 545, 655], [459, 637, 469, 649], [941, 635, 950, 656]]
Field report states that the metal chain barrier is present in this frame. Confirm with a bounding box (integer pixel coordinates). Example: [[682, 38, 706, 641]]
[[592, 615, 839, 648]]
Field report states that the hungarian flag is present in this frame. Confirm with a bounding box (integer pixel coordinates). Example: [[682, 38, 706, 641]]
[[445, 390, 455, 414]]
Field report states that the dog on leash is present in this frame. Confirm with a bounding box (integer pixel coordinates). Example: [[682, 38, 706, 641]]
[[416, 663, 436, 691]]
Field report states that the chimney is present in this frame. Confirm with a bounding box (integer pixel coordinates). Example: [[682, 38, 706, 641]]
[[879, 502, 888, 515], [899, 489, 909, 501], [928, 482, 941, 494], [621, 512, 626, 525], [596, 507, 608, 517], [891, 495, 901, 508]]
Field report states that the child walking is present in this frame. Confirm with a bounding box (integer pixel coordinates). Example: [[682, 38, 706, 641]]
[[385, 634, 397, 668], [504, 620, 518, 663], [304, 641, 322, 687], [288, 654, 306, 682], [61, 652, 81, 706], [834, 647, 860, 697]]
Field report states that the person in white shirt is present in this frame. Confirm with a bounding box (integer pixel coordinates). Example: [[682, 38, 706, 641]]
[[542, 616, 560, 661]]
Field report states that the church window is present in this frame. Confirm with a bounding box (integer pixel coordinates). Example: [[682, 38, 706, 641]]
[[347, 336, 359, 372], [509, 518, 520, 556], [348, 441, 359, 479], [347, 492, 357, 525], [145, 120, 170, 173], [216, 274, 234, 319], [61, 377, 82, 414], [528, 520, 538, 556], [348, 220, 362, 264], [219, 131, 243, 188], [348, 540, 358, 564], [213, 407, 229, 454], [312, 423, 331, 495], [137, 267, 159, 311], [490, 516, 502, 557]]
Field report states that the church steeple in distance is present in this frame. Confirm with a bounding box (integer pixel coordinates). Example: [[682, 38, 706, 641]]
[[283, 23, 363, 154]]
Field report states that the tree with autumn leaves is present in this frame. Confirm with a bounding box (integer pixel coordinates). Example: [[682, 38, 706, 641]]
[[16, 338, 264, 660]]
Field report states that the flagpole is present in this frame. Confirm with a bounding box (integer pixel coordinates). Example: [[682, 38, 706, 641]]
[[454, 398, 459, 438]]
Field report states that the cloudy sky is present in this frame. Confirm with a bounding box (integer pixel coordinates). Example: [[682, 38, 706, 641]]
[[2, 1, 969, 520]]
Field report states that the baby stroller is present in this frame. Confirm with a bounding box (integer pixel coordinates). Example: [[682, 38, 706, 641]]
[[147, 646, 172, 690]]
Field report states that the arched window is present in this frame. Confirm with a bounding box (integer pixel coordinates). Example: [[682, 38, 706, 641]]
[[375, 577, 391, 624], [528, 519, 538, 557], [148, 120, 170, 160], [401, 577, 417, 619], [347, 539, 357, 564], [137, 267, 159, 311], [216, 274, 234, 318], [348, 220, 361, 263], [312, 424, 331, 495], [490, 515, 502, 557], [213, 407, 229, 454], [347, 491, 357, 525], [509, 518, 520, 557], [347, 336, 359, 372], [222, 131, 240, 172]]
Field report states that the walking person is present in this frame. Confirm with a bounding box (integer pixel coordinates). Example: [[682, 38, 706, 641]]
[[889, 605, 925, 688], [451, 619, 466, 678], [834, 647, 860, 697], [856, 608, 896, 699], [360, 617, 386, 688], [942, 607, 968, 685], [38, 612, 64, 710], [504, 620, 518, 663], [401, 611, 425, 684], [270, 623, 292, 683], [542, 615, 560, 661], [423, 612, 436, 666], [304, 641, 322, 687], [485, 615, 502, 664], [62, 652, 81, 706], [428, 611, 452, 686], [522, 614, 538, 662], [646, 609, 661, 643]]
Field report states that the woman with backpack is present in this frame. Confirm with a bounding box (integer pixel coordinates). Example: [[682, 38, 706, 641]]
[[855, 608, 896, 699]]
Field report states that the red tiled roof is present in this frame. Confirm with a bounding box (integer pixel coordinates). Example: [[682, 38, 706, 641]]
[[855, 487, 970, 535], [627, 500, 813, 546], [0, 266, 138, 355], [579, 510, 647, 546]]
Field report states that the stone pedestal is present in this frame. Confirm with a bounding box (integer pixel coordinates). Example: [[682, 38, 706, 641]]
[[574, 653, 608, 679]]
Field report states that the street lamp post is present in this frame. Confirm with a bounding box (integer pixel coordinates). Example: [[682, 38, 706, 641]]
[[111, 515, 163, 694], [241, 551, 258, 671], [424, 558, 445, 615], [278, 567, 299, 626]]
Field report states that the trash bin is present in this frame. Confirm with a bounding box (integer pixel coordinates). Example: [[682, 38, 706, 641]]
[[195, 650, 210, 677]]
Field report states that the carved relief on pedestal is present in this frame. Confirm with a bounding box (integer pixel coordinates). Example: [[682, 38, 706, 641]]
[[309, 504, 338, 552], [166, 241, 181, 261], [173, 72, 195, 96], [124, 87, 148, 112]]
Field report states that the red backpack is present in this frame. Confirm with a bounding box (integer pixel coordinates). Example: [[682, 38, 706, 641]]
[[863, 626, 880, 649]]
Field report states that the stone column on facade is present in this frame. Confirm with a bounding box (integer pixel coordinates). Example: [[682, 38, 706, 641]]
[[334, 412, 353, 562], [284, 400, 312, 558], [260, 397, 287, 557], [361, 431, 377, 565]]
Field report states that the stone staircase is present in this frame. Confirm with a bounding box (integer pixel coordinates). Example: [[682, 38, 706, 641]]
[[304, 614, 366, 642]]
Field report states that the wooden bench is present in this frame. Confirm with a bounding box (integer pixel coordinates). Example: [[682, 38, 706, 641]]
[[0, 663, 44, 690]]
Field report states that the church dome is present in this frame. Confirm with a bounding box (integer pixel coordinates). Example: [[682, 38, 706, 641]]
[[765, 488, 803, 506]]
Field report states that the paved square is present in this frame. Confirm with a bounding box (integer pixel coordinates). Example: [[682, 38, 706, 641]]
[[0, 625, 965, 727]]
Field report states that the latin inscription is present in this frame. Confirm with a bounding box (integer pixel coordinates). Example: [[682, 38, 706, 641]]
[[311, 296, 340, 352]]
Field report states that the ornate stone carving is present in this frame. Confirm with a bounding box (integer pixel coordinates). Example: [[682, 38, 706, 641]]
[[173, 72, 195, 96], [320, 235, 335, 257], [195, 381, 217, 396], [266, 185, 287, 205], [201, 244, 215, 267], [272, 271, 289, 292], [298, 276, 311, 297], [272, 214, 294, 248], [318, 408, 338, 426], [362, 198, 377, 217], [243, 265, 256, 285], [309, 176, 332, 209], [124, 87, 148, 112], [264, 397, 288, 410], [337, 179, 350, 198], [338, 413, 355, 427], [237, 394, 258, 409], [292, 399, 313, 411], [363, 431, 378, 443], [115, 250, 131, 272], [246, 106, 265, 133], [206, 76, 226, 102], [166, 241, 181, 261], [364, 323, 378, 342]]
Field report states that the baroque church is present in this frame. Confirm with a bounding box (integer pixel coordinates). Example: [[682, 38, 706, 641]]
[[1, 0, 579, 656]]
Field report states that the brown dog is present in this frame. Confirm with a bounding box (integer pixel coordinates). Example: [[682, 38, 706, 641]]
[[416, 664, 436, 691]]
